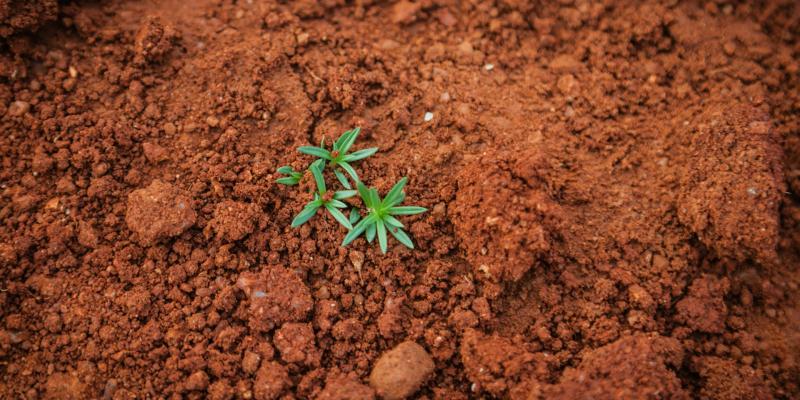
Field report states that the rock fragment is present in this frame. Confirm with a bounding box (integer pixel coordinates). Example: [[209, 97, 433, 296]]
[[391, 1, 422, 24], [126, 180, 196, 245], [369, 341, 434, 400], [7, 101, 30, 117]]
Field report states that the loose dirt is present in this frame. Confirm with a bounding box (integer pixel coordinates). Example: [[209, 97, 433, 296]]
[[1, 1, 800, 399]]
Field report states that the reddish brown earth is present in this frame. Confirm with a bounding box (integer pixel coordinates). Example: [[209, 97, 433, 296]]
[[1, 1, 800, 399]]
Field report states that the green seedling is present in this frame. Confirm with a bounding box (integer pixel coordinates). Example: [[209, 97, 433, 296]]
[[275, 165, 304, 185], [297, 127, 377, 188], [276, 159, 325, 186], [291, 162, 357, 229], [277, 127, 425, 253], [342, 177, 427, 253]]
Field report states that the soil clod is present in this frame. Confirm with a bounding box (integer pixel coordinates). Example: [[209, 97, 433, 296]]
[[369, 341, 434, 400], [125, 179, 197, 245]]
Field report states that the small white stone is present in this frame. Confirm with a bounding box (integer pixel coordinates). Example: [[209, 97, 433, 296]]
[[424, 112, 434, 122], [484, 63, 494, 71]]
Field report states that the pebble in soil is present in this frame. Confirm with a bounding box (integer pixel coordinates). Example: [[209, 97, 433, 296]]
[[369, 341, 435, 400]]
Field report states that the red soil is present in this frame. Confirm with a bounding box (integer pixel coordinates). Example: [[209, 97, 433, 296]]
[[1, 1, 800, 399]]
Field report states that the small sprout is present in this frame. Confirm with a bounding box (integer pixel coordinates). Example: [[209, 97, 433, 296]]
[[275, 165, 304, 185], [276, 127, 425, 254], [297, 127, 377, 187], [342, 177, 427, 254], [291, 162, 357, 229]]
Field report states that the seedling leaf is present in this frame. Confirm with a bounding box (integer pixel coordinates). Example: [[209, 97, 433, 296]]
[[384, 215, 404, 228], [329, 199, 348, 209], [349, 209, 361, 224], [388, 206, 427, 215], [339, 161, 359, 182], [334, 169, 351, 189], [333, 128, 355, 152], [344, 147, 378, 162], [357, 181, 372, 208], [310, 163, 326, 193], [342, 215, 376, 246], [292, 203, 320, 227], [376, 218, 388, 254], [339, 127, 361, 154], [383, 177, 407, 207], [389, 227, 414, 249], [276, 177, 300, 185], [298, 146, 332, 160], [368, 188, 381, 210], [325, 204, 353, 229], [366, 223, 376, 242], [333, 190, 357, 200]]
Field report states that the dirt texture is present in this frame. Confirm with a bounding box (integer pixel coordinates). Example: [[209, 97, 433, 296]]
[[1, 0, 800, 399], [0, 0, 58, 38]]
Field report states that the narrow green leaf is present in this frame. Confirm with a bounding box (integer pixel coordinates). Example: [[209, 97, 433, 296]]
[[343, 147, 378, 162], [388, 206, 427, 215], [311, 158, 326, 171], [384, 215, 404, 228], [389, 227, 414, 249], [382, 177, 407, 207], [339, 127, 361, 154], [333, 190, 357, 200], [376, 219, 388, 254], [298, 146, 332, 160], [366, 223, 376, 243], [357, 181, 372, 208], [291, 204, 320, 227], [349, 209, 361, 224], [339, 161, 359, 182], [276, 177, 299, 185], [334, 169, 351, 189], [368, 188, 381, 210], [342, 215, 375, 246], [392, 192, 406, 207], [333, 129, 354, 152], [328, 199, 348, 209], [291, 172, 303, 180], [277, 166, 294, 174], [325, 204, 352, 229], [310, 162, 326, 194]]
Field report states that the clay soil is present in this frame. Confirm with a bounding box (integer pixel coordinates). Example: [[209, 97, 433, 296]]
[[1, 1, 800, 399]]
